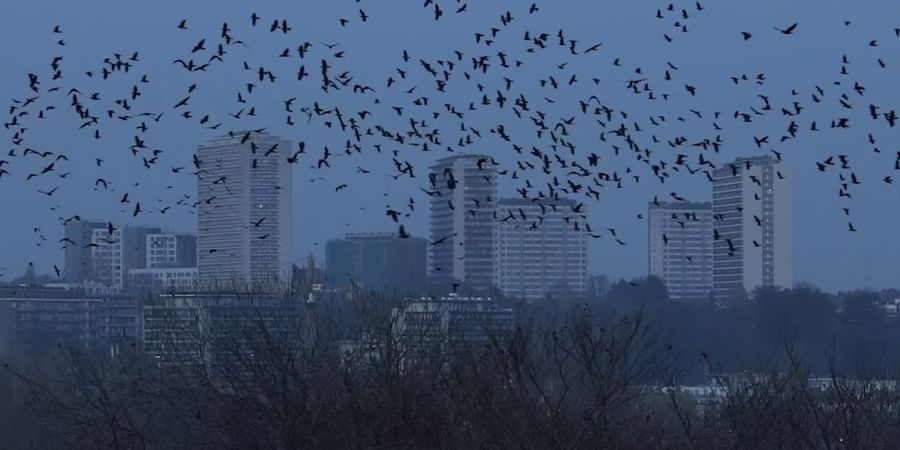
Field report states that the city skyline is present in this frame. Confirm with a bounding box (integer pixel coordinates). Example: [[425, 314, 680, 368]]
[[54, 152, 798, 304], [0, 1, 898, 293], [2, 2, 900, 447]]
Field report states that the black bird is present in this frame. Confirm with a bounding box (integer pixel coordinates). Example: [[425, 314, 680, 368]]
[[38, 186, 59, 196], [774, 22, 798, 35], [191, 39, 206, 53]]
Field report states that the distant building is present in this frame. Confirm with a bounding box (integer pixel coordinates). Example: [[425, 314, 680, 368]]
[[62, 220, 122, 289], [0, 286, 100, 355], [146, 233, 197, 269], [143, 292, 310, 371], [393, 293, 514, 362], [712, 156, 792, 304], [0, 285, 140, 356], [46, 281, 119, 296], [197, 132, 294, 290], [325, 233, 426, 294], [63, 220, 106, 282], [882, 298, 900, 317], [94, 292, 142, 348], [648, 201, 714, 301], [428, 155, 497, 292], [127, 268, 199, 294], [89, 226, 124, 291], [122, 226, 163, 277], [494, 198, 588, 300], [64, 221, 191, 292]]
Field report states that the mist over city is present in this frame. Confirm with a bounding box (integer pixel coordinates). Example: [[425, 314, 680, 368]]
[[0, 1, 899, 448]]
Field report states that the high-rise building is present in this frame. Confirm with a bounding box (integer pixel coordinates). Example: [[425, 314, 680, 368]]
[[90, 226, 123, 290], [494, 198, 588, 300], [63, 220, 106, 282], [648, 201, 714, 301], [122, 226, 162, 275], [325, 232, 427, 294], [146, 233, 197, 269], [428, 155, 497, 292], [196, 132, 293, 289], [711, 156, 792, 303]]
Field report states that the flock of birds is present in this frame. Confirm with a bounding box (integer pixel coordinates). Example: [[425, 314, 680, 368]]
[[1, 1, 899, 280]]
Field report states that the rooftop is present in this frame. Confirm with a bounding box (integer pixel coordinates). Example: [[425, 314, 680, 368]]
[[498, 197, 577, 207], [649, 201, 712, 210]]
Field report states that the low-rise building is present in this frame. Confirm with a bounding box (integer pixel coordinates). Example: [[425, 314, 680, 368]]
[[128, 268, 199, 294], [325, 233, 426, 294], [393, 293, 514, 362], [0, 285, 142, 356], [143, 292, 312, 373]]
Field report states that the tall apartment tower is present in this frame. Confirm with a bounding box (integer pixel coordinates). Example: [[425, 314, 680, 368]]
[[494, 198, 588, 300], [711, 156, 792, 303], [648, 201, 713, 301], [428, 155, 497, 293], [196, 131, 293, 289]]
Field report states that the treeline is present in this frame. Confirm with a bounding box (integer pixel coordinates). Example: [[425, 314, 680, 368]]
[[0, 282, 899, 448], [544, 277, 900, 381]]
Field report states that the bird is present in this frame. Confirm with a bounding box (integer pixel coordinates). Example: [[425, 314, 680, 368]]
[[774, 22, 798, 35], [191, 39, 206, 53], [37, 186, 59, 196]]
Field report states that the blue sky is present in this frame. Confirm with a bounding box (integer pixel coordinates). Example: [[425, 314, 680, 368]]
[[0, 0, 898, 291]]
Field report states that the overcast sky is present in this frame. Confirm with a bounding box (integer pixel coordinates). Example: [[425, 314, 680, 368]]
[[0, 0, 898, 291]]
